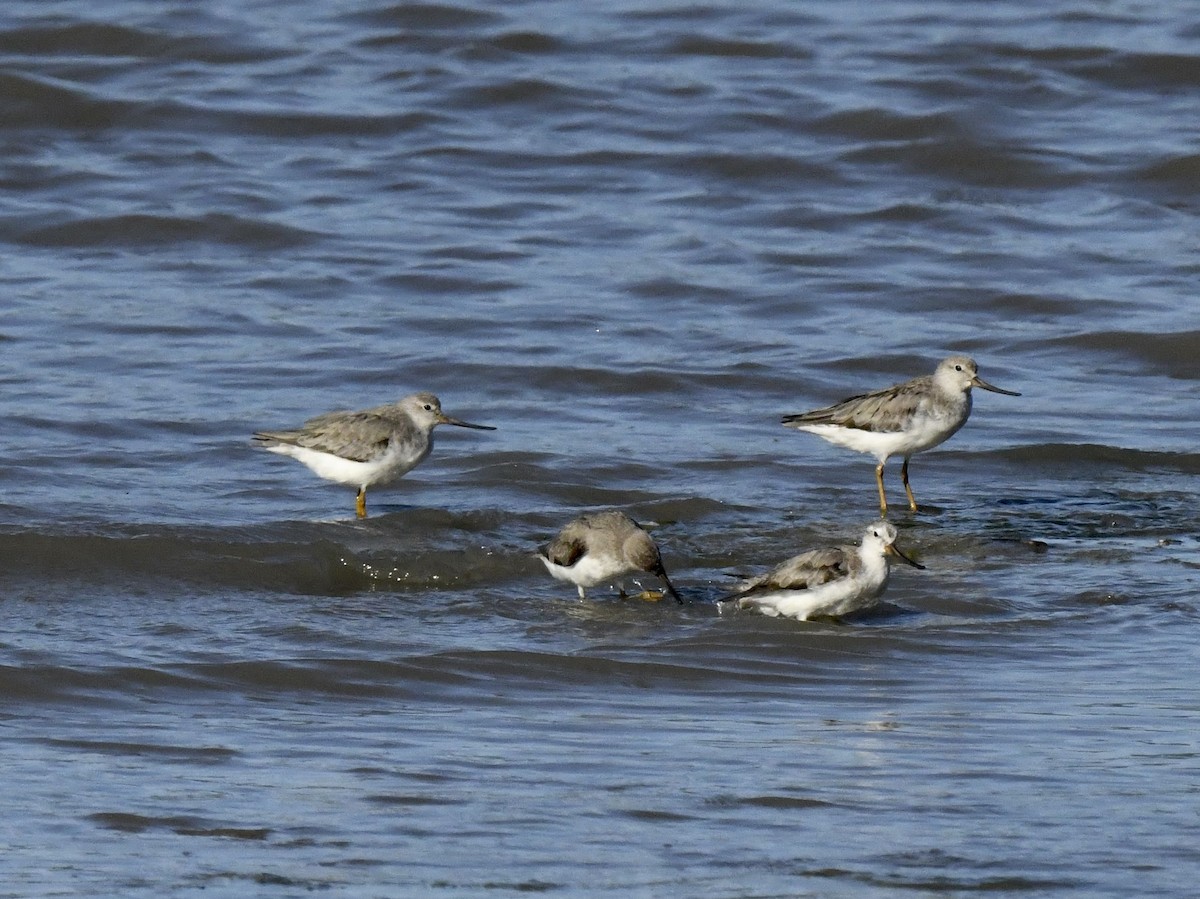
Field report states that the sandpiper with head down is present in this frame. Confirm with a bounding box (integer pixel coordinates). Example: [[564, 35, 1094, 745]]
[[782, 355, 1019, 516], [253, 392, 495, 518], [718, 520, 923, 621], [537, 510, 683, 603]]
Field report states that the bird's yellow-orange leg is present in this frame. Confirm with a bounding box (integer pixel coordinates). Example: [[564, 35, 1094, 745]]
[[356, 488, 367, 519], [875, 462, 889, 517], [901, 458, 918, 512]]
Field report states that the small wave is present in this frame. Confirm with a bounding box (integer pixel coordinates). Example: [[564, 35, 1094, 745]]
[[378, 270, 522, 296], [1045, 330, 1200, 379], [0, 516, 533, 596], [811, 107, 962, 142], [996, 442, 1200, 474], [0, 70, 437, 138], [177, 106, 440, 139], [16, 212, 318, 250], [448, 76, 601, 110], [1134, 153, 1200, 196], [668, 34, 812, 60], [0, 662, 198, 703], [41, 737, 237, 763], [89, 812, 269, 840], [412, 647, 739, 690], [0, 23, 165, 57], [842, 132, 1064, 189], [0, 70, 125, 128], [706, 793, 835, 811], [0, 22, 288, 65], [1071, 51, 1200, 92], [664, 150, 839, 185], [485, 31, 565, 55], [349, 3, 502, 31]]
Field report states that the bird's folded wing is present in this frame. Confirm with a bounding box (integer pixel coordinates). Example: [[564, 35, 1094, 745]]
[[722, 546, 849, 601], [784, 377, 929, 432], [261, 410, 391, 461]]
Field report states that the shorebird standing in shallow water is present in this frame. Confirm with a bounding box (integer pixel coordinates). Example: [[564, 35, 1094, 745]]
[[253, 392, 494, 518], [782, 355, 1019, 516], [537, 510, 683, 603], [718, 520, 923, 621]]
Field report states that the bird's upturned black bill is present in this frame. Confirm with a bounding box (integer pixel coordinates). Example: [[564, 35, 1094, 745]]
[[887, 543, 926, 570], [972, 376, 1021, 397], [441, 415, 496, 430]]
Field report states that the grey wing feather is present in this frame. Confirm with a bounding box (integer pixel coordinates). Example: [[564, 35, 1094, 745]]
[[723, 546, 850, 601], [783, 376, 931, 433], [254, 410, 392, 462]]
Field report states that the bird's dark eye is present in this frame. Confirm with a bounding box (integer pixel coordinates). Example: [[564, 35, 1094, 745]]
[[954, 364, 963, 371], [423, 404, 433, 411]]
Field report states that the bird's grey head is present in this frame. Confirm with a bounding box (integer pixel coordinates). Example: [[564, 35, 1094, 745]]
[[864, 520, 924, 569], [935, 355, 1021, 397], [864, 520, 899, 549], [398, 393, 447, 429], [624, 528, 663, 573], [398, 392, 496, 432], [934, 356, 980, 392], [624, 527, 683, 603]]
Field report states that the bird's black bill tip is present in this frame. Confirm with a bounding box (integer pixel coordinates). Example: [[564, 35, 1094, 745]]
[[654, 565, 685, 604], [444, 417, 496, 430], [973, 377, 1021, 397], [889, 544, 926, 570]]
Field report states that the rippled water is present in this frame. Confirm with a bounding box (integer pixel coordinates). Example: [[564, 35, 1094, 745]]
[[2, 0, 1199, 895]]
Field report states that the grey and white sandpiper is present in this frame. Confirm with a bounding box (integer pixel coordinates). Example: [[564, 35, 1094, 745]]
[[537, 510, 683, 603], [253, 392, 495, 518], [782, 355, 1020, 516], [718, 520, 923, 621]]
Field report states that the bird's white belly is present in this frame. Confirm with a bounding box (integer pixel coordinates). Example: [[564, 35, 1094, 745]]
[[799, 412, 959, 461], [895, 411, 962, 454], [797, 425, 910, 460], [541, 553, 630, 588], [265, 443, 409, 488], [743, 573, 886, 621]]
